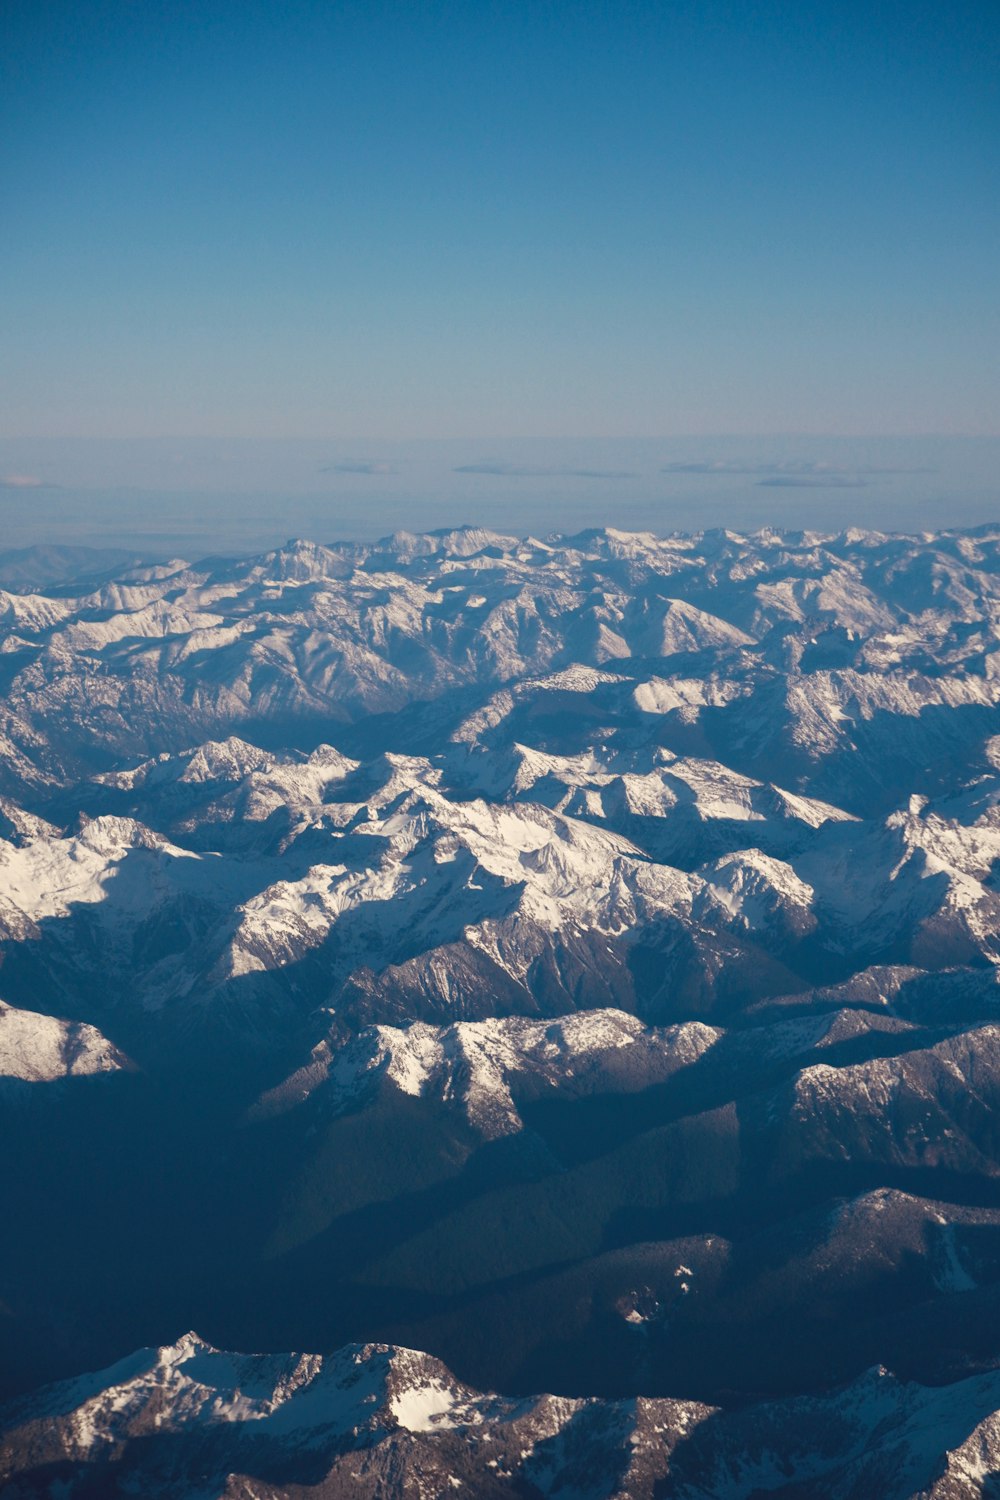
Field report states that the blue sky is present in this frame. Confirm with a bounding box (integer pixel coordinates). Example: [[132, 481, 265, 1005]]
[[0, 0, 997, 544]]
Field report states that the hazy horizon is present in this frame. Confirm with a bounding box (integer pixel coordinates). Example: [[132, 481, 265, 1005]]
[[0, 433, 995, 557]]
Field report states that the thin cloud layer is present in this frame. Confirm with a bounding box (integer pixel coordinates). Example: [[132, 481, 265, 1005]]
[[320, 462, 397, 476], [455, 463, 637, 479], [1, 474, 49, 489], [757, 475, 869, 489], [661, 460, 935, 478]]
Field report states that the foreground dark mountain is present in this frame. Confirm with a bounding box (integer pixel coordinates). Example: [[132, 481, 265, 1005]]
[[4, 525, 1000, 1493]]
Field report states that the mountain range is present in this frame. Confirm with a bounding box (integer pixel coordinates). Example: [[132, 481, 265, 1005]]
[[4, 525, 1000, 1496]]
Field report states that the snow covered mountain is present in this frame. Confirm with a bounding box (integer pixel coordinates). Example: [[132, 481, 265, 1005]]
[[251, 1007, 722, 1139], [5, 1333, 1000, 1499], [0, 999, 130, 1085], [5, 526, 1000, 1494], [0, 525, 997, 809]]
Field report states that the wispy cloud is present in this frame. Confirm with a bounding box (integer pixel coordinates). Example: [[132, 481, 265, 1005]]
[[455, 462, 637, 479], [319, 461, 397, 476], [661, 460, 934, 479], [1, 473, 53, 490], [756, 474, 869, 489]]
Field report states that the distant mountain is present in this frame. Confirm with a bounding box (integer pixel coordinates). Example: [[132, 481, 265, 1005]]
[[0, 525, 993, 811], [0, 544, 150, 592]]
